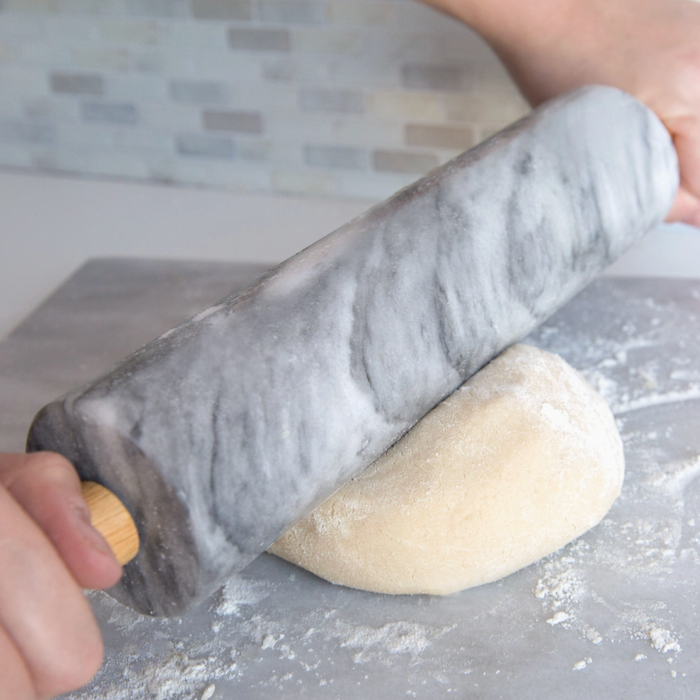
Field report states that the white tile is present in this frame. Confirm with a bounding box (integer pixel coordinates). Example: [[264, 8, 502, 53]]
[[293, 27, 363, 54], [0, 14, 46, 40]]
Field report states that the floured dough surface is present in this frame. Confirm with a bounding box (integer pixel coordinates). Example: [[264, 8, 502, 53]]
[[269, 344, 624, 595]]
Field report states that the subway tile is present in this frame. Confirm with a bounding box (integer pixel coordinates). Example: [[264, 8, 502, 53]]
[[236, 138, 270, 161], [396, 0, 466, 32], [0, 42, 14, 63], [326, 0, 395, 26], [202, 109, 263, 134], [72, 46, 131, 70], [42, 15, 102, 45], [0, 67, 51, 98], [478, 123, 511, 143], [257, 0, 325, 25], [25, 96, 80, 121], [0, 15, 45, 40], [16, 42, 71, 71], [43, 15, 101, 43], [56, 121, 115, 147], [162, 21, 228, 48], [0, 119, 55, 144], [101, 20, 159, 44], [326, 57, 398, 89], [304, 143, 366, 169], [401, 63, 470, 91], [271, 168, 335, 196], [299, 87, 363, 114], [111, 126, 173, 152], [177, 158, 271, 189], [50, 71, 104, 95], [169, 79, 228, 104], [261, 54, 329, 83], [333, 169, 410, 202], [60, 0, 128, 15], [264, 112, 333, 144], [232, 82, 298, 113], [404, 123, 475, 150], [76, 152, 150, 179], [228, 26, 290, 51], [331, 118, 401, 148], [81, 101, 139, 124], [125, 0, 190, 17], [262, 59, 295, 82], [106, 73, 168, 100], [176, 132, 235, 158], [1, 0, 60, 12], [372, 149, 437, 174], [369, 91, 442, 121], [191, 0, 252, 21], [443, 92, 529, 123], [293, 27, 361, 54], [139, 101, 201, 129]]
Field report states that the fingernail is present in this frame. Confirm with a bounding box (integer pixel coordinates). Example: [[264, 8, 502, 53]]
[[71, 501, 118, 560]]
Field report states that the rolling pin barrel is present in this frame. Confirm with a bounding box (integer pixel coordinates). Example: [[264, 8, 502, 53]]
[[27, 86, 679, 616]]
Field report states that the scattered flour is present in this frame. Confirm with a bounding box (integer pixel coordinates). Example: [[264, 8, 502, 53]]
[[546, 612, 570, 626], [214, 575, 275, 617], [77, 297, 700, 698], [572, 658, 591, 671], [337, 621, 448, 665], [646, 626, 681, 654]]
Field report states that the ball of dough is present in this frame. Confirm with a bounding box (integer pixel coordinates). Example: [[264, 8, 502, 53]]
[[268, 344, 624, 595]]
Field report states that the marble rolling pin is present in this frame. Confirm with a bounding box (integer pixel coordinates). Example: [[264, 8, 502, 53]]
[[27, 86, 678, 616]]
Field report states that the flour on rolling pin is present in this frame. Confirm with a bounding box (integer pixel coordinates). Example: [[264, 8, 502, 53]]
[[27, 86, 678, 616]]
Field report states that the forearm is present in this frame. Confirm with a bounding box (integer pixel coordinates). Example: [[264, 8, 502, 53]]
[[419, 0, 700, 224], [419, 0, 689, 105]]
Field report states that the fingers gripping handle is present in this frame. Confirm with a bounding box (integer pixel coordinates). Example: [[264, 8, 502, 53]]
[[81, 481, 139, 566]]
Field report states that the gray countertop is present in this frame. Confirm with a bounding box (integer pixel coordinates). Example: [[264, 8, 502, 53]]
[[1, 259, 699, 699]]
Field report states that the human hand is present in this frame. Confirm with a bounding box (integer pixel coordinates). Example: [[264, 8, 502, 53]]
[[422, 0, 700, 225], [0, 452, 122, 700]]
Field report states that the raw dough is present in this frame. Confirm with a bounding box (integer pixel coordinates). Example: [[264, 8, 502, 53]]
[[269, 344, 624, 595]]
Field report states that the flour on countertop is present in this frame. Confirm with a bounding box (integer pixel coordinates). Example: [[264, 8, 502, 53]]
[[72, 283, 700, 698]]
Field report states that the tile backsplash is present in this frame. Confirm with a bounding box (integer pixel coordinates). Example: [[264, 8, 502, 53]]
[[0, 0, 529, 200]]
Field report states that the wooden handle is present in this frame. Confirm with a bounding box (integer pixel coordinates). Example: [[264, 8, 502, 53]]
[[81, 481, 140, 566]]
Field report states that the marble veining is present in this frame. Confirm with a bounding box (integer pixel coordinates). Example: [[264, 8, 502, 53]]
[[27, 86, 678, 616]]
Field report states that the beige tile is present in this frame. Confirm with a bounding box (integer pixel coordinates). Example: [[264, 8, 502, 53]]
[[293, 28, 362, 54], [101, 20, 159, 45], [72, 46, 131, 70], [257, 0, 325, 25], [444, 92, 529, 124], [373, 149, 438, 174], [272, 169, 335, 196], [369, 91, 442, 121], [405, 123, 475, 150], [228, 26, 290, 52], [191, 0, 252, 20], [326, 0, 395, 26], [203, 110, 264, 134]]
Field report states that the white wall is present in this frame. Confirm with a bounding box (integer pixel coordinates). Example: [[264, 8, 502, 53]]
[[0, 168, 369, 340]]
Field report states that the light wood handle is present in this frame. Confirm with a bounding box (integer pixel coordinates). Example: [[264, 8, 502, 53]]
[[81, 481, 140, 566]]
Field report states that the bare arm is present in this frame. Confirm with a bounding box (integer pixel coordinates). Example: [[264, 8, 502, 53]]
[[421, 0, 700, 225]]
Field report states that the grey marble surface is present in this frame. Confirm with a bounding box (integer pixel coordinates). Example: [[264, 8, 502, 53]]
[[27, 86, 678, 616], [0, 263, 695, 700]]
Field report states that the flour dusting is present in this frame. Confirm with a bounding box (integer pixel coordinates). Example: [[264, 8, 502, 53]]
[[72, 280, 700, 698]]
